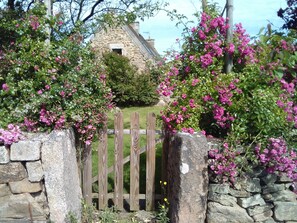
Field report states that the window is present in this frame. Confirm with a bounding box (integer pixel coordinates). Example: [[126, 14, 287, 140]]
[[112, 48, 122, 55], [109, 44, 125, 56]]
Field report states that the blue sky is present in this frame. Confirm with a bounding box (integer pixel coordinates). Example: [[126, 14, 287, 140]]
[[139, 0, 287, 55]]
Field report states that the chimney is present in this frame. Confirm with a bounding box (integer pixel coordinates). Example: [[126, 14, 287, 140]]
[[146, 38, 155, 48], [130, 22, 139, 34]]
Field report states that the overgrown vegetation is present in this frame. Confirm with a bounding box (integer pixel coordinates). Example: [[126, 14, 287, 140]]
[[102, 52, 160, 107], [0, 4, 112, 145], [158, 5, 297, 183]]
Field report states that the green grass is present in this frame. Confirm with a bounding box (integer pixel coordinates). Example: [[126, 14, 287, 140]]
[[91, 105, 164, 196], [107, 106, 163, 129]]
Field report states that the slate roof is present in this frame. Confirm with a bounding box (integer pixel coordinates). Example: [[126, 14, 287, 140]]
[[124, 24, 160, 59]]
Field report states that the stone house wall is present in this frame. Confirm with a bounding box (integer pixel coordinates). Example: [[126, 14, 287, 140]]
[[91, 24, 158, 73], [0, 129, 82, 223]]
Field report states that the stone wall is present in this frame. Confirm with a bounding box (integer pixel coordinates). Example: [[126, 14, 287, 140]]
[[207, 172, 297, 223], [0, 129, 82, 222], [166, 133, 297, 223], [206, 139, 297, 223]]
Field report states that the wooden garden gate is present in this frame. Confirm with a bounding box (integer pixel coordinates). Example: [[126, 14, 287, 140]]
[[81, 112, 166, 211]]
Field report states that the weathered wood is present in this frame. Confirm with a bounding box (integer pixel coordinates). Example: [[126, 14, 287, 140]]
[[91, 112, 163, 211], [98, 117, 108, 209], [130, 112, 140, 211], [202, 0, 207, 11], [162, 131, 169, 184], [92, 137, 163, 184], [82, 144, 92, 205], [92, 193, 162, 200], [114, 112, 124, 210], [107, 129, 162, 135], [146, 113, 156, 211], [225, 0, 234, 74]]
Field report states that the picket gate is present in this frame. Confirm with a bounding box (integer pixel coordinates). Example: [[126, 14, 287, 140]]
[[81, 112, 166, 211]]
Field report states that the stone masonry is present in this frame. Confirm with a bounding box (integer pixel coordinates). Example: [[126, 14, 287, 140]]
[[92, 23, 159, 73], [206, 140, 297, 223], [207, 174, 297, 223], [166, 132, 209, 223], [0, 129, 82, 222], [165, 134, 297, 223]]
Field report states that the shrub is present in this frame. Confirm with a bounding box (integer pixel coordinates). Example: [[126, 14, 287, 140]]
[[101, 52, 159, 106], [0, 4, 113, 145], [158, 9, 297, 183]]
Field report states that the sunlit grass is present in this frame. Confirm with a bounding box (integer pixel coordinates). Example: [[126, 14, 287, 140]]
[[107, 105, 163, 129]]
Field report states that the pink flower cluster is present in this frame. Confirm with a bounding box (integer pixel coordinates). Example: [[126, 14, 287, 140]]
[[39, 107, 65, 129], [200, 54, 213, 68], [181, 127, 195, 134], [277, 79, 297, 127], [161, 96, 199, 133], [29, 15, 40, 31], [23, 117, 38, 132], [2, 83, 9, 92], [216, 79, 242, 106], [0, 124, 23, 146], [75, 121, 97, 145], [209, 143, 239, 183], [213, 104, 235, 128], [280, 79, 295, 95], [233, 23, 256, 64], [255, 138, 297, 181], [157, 67, 179, 96]]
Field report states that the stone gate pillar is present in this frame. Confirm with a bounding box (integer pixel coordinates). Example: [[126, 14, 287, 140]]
[[167, 132, 209, 223]]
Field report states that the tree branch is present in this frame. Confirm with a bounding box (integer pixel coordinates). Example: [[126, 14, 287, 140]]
[[120, 0, 137, 8], [76, 0, 85, 22], [27, 0, 35, 11], [7, 0, 15, 10], [82, 0, 104, 23], [70, 0, 76, 25]]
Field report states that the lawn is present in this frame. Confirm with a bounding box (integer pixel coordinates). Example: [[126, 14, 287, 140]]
[[91, 105, 164, 196]]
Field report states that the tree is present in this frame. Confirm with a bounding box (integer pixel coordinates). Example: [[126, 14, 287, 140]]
[[0, 0, 164, 38], [102, 52, 159, 106], [277, 0, 297, 30]]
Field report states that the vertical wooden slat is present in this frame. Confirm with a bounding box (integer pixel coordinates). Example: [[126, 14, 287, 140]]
[[146, 113, 156, 211], [114, 112, 124, 210], [130, 112, 140, 211], [162, 130, 169, 184], [98, 116, 108, 209], [82, 143, 92, 205]]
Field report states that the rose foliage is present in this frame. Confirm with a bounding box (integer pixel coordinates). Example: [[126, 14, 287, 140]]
[[0, 4, 113, 145], [158, 9, 297, 183]]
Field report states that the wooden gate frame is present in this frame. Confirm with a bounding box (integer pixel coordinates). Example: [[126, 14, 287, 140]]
[[82, 112, 164, 211]]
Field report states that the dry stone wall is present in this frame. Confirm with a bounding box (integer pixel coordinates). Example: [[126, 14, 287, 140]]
[[0, 129, 82, 223], [207, 172, 297, 223], [166, 134, 297, 223], [206, 139, 297, 223]]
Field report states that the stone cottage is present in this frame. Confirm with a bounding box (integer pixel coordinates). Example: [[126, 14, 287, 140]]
[[91, 22, 160, 73]]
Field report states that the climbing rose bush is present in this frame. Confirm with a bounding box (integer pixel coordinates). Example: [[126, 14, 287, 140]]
[[0, 124, 23, 146], [158, 10, 297, 183], [255, 138, 297, 181], [0, 5, 113, 145]]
